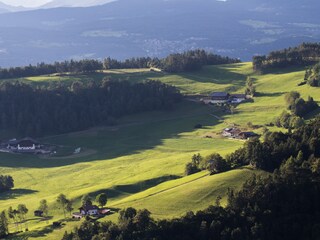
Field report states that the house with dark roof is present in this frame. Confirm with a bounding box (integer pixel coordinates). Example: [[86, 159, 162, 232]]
[[238, 132, 259, 140], [34, 210, 44, 217], [222, 128, 241, 137], [79, 203, 99, 216], [210, 92, 230, 103]]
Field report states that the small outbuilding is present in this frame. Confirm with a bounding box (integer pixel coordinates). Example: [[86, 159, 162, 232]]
[[34, 210, 43, 217], [238, 132, 259, 140], [52, 221, 62, 228], [72, 212, 83, 219]]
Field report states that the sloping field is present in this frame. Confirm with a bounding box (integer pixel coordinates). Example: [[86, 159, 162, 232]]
[[0, 62, 318, 239]]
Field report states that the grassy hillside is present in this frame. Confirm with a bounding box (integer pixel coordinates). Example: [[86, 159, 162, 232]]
[[112, 167, 266, 219], [0, 62, 318, 239]]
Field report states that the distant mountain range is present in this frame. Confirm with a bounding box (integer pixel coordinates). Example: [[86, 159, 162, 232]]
[[0, 2, 27, 13], [0, 0, 320, 67], [40, 0, 116, 8], [0, 0, 116, 11]]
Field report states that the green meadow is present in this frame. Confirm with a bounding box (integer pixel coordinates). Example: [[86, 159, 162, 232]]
[[0, 62, 319, 239]]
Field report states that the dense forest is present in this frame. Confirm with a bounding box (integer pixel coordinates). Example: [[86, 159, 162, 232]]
[[62, 117, 320, 240], [0, 50, 239, 80], [305, 62, 320, 87], [253, 43, 320, 72], [0, 80, 181, 136]]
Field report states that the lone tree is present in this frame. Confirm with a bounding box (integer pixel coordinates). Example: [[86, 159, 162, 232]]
[[17, 204, 29, 230], [81, 194, 92, 206], [56, 194, 69, 218], [0, 175, 14, 192], [96, 193, 108, 208], [39, 199, 49, 216], [0, 211, 8, 238], [17, 204, 28, 222], [66, 200, 73, 216], [245, 77, 256, 96]]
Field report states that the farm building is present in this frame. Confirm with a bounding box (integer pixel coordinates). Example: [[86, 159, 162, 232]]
[[1, 137, 54, 154], [210, 92, 230, 103], [230, 94, 247, 103], [79, 203, 99, 216], [222, 128, 241, 137], [72, 212, 83, 219], [204, 92, 249, 105], [34, 210, 43, 217], [6, 138, 41, 153], [238, 132, 259, 140]]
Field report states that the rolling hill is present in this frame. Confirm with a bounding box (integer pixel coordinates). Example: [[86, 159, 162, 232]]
[[0, 62, 318, 239]]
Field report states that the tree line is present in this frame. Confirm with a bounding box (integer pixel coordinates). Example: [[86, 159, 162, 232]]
[[61, 119, 320, 240], [0, 80, 181, 136], [0, 59, 103, 79], [0, 50, 240, 80], [253, 42, 320, 72]]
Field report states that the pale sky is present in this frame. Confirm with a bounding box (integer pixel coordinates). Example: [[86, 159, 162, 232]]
[[1, 0, 51, 7]]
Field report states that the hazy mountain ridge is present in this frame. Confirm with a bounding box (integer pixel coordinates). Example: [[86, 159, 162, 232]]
[[0, 2, 28, 13], [0, 0, 320, 66], [40, 0, 116, 8]]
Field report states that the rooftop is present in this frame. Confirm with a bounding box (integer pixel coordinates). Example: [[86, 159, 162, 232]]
[[210, 92, 229, 97]]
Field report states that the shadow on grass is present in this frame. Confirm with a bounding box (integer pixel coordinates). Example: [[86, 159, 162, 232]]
[[26, 224, 65, 239], [255, 92, 284, 97], [0, 102, 218, 168], [260, 65, 307, 75], [83, 175, 181, 200], [304, 107, 320, 120], [177, 65, 247, 90], [0, 189, 38, 200]]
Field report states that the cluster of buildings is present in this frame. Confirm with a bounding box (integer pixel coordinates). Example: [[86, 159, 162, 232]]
[[222, 127, 259, 140], [72, 203, 110, 219], [202, 92, 249, 104], [0, 137, 52, 154]]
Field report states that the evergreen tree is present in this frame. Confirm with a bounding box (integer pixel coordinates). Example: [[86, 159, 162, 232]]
[[0, 211, 8, 237]]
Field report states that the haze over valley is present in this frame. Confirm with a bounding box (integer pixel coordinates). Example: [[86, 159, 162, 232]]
[[0, 0, 320, 66]]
